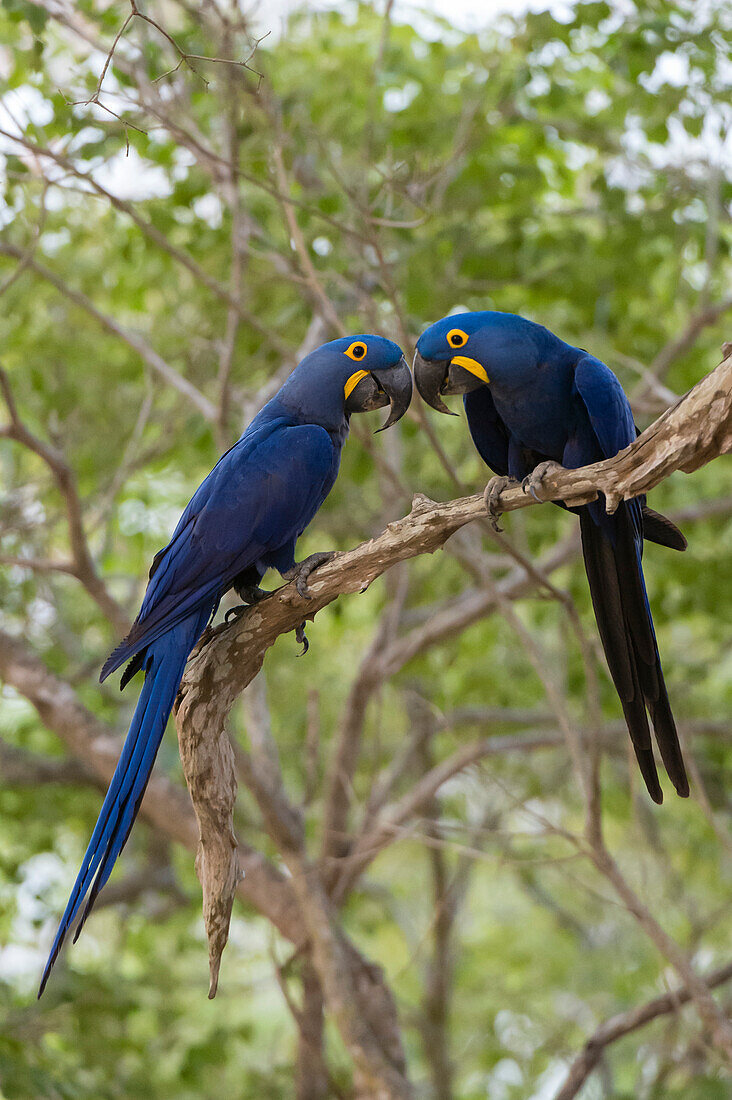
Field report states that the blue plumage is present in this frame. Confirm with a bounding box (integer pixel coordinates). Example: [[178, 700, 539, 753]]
[[40, 335, 410, 995], [414, 311, 688, 803]]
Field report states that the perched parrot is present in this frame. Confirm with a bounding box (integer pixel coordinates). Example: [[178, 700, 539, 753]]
[[413, 310, 689, 804], [40, 335, 411, 995]]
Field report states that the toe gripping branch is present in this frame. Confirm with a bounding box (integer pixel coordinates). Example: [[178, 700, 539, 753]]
[[483, 476, 520, 532], [283, 551, 336, 655], [284, 551, 336, 599], [521, 461, 564, 503], [224, 582, 269, 623], [222, 553, 335, 654]]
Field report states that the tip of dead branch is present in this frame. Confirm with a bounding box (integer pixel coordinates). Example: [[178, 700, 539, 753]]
[[410, 492, 435, 515], [604, 491, 622, 515]]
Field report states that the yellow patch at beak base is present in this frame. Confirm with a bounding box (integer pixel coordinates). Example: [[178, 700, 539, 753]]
[[451, 356, 489, 384], [344, 369, 370, 400]]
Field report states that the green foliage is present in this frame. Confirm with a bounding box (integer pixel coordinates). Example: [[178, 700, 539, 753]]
[[1, 1, 731, 1097]]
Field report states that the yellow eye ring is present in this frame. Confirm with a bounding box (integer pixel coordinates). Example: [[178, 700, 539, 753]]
[[446, 328, 469, 349], [344, 340, 368, 362]]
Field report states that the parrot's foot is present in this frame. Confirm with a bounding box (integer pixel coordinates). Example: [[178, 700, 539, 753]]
[[283, 551, 335, 599], [226, 582, 269, 622], [235, 583, 269, 605], [295, 622, 309, 656], [483, 476, 520, 532], [225, 580, 270, 624], [522, 461, 564, 503]]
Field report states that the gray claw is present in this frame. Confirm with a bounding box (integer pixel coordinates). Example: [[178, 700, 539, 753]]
[[521, 476, 542, 503], [483, 476, 518, 532], [295, 622, 309, 655], [521, 461, 564, 503], [225, 604, 247, 623], [284, 551, 335, 600]]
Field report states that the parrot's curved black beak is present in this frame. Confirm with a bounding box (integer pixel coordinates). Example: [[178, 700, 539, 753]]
[[413, 351, 454, 415], [376, 355, 412, 432], [345, 356, 413, 431], [413, 350, 486, 415]]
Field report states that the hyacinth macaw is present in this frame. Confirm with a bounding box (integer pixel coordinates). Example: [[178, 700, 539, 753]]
[[413, 310, 688, 804], [40, 335, 411, 995]]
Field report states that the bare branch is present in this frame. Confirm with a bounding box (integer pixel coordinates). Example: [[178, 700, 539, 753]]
[[584, 831, 732, 1058], [322, 565, 409, 876], [0, 366, 130, 635], [0, 555, 77, 576], [0, 244, 217, 421], [554, 961, 732, 1100], [0, 737, 92, 787], [283, 848, 413, 1100], [294, 959, 330, 1100], [648, 298, 732, 383], [330, 717, 732, 903], [0, 126, 290, 356], [175, 662, 240, 999], [271, 142, 344, 336]]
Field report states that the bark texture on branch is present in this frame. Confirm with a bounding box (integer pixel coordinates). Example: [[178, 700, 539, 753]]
[[175, 662, 240, 999]]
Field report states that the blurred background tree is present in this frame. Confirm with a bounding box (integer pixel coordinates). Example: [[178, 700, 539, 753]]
[[1, 0, 731, 1097]]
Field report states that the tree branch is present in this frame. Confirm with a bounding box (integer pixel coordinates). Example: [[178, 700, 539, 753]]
[[648, 297, 732, 383], [554, 961, 732, 1100], [282, 848, 413, 1100], [0, 737, 92, 787], [0, 243, 217, 422], [0, 126, 291, 357], [0, 366, 130, 635]]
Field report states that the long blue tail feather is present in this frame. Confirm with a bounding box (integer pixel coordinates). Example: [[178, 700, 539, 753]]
[[579, 504, 688, 803], [39, 607, 210, 997]]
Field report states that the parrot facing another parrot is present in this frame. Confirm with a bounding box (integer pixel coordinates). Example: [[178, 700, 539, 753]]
[[39, 335, 411, 996], [414, 309, 689, 805]]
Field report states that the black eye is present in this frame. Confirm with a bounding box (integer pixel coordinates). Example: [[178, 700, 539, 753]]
[[447, 328, 468, 348], [345, 341, 368, 361]]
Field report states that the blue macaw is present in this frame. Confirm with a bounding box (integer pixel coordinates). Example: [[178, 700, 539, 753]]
[[40, 335, 411, 995], [414, 310, 688, 804]]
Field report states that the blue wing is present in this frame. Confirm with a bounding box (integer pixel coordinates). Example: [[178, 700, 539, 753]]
[[101, 420, 338, 680], [463, 387, 510, 475], [564, 354, 640, 537], [572, 354, 636, 459]]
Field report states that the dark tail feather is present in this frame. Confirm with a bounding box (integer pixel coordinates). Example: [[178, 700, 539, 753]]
[[38, 607, 209, 997], [580, 509, 688, 802], [613, 510, 689, 798], [642, 506, 687, 551], [648, 675, 689, 796], [580, 512, 662, 803]]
